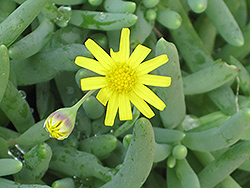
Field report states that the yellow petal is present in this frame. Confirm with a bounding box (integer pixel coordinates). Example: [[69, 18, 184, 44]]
[[119, 94, 132, 121], [133, 84, 166, 111], [85, 39, 113, 69], [127, 44, 151, 68], [136, 54, 169, 75], [105, 93, 119, 126], [75, 56, 107, 75], [119, 28, 130, 62], [128, 91, 154, 118], [110, 48, 120, 63], [81, 77, 106, 90], [138, 74, 172, 87], [96, 87, 112, 106]]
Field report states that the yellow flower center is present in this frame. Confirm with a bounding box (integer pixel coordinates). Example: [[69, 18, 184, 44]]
[[46, 119, 65, 139], [106, 64, 136, 94]]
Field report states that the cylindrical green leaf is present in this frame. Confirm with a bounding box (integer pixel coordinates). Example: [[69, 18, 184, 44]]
[[101, 118, 155, 188], [36, 81, 55, 120], [154, 38, 186, 128], [0, 178, 51, 188], [11, 44, 92, 86], [14, 143, 52, 184], [102, 140, 126, 168], [199, 111, 227, 125], [153, 127, 186, 143], [130, 4, 154, 48], [0, 126, 20, 140], [229, 56, 250, 96], [234, 0, 248, 28], [112, 107, 140, 137], [224, 0, 240, 15], [142, 0, 159, 8], [82, 96, 105, 119], [182, 108, 250, 151], [69, 10, 137, 31], [49, 145, 114, 182], [183, 60, 238, 95], [187, 0, 207, 13], [0, 0, 16, 23], [88, 0, 103, 6], [207, 84, 237, 116], [0, 109, 9, 127], [153, 142, 172, 163], [0, 159, 23, 177], [192, 149, 243, 188], [104, 0, 136, 13], [219, 176, 243, 188], [239, 158, 250, 171], [9, 18, 55, 60], [167, 167, 182, 188], [15, 120, 50, 149], [91, 114, 114, 135], [191, 115, 229, 132], [53, 0, 85, 5], [192, 151, 214, 167], [0, 81, 35, 133], [238, 95, 250, 109], [0, 45, 9, 102], [52, 178, 75, 188], [157, 9, 182, 30], [0, 0, 49, 47], [162, 0, 214, 72], [198, 141, 250, 188], [46, 25, 88, 49], [162, 0, 239, 115], [175, 159, 201, 188], [194, 15, 216, 53], [0, 138, 9, 158], [75, 68, 98, 88], [123, 134, 132, 150], [215, 23, 250, 62], [205, 0, 244, 46], [78, 134, 118, 158]]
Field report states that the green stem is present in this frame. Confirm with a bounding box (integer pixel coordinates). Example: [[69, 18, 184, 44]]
[[72, 90, 96, 111]]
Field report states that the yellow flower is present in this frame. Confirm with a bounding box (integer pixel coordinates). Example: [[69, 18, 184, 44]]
[[44, 90, 95, 140], [75, 28, 171, 126]]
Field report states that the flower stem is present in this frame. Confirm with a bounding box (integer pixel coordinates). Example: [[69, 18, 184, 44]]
[[72, 90, 96, 111]]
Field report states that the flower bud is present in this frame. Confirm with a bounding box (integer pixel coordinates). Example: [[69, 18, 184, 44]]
[[172, 145, 188, 160], [167, 155, 176, 168], [44, 107, 77, 140], [44, 90, 95, 140]]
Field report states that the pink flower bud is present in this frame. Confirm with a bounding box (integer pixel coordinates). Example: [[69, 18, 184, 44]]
[[44, 107, 77, 140]]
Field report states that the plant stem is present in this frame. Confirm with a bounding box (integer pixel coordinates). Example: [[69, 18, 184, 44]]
[[72, 90, 96, 111]]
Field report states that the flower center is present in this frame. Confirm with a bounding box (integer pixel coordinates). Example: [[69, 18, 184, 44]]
[[106, 64, 136, 94]]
